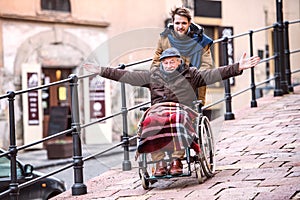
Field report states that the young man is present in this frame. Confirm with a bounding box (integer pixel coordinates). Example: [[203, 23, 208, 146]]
[[84, 47, 260, 176], [151, 7, 214, 105]]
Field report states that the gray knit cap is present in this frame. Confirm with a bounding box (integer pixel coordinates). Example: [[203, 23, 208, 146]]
[[159, 47, 181, 60]]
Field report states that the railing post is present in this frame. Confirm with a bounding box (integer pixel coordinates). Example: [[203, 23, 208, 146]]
[[273, 23, 283, 97], [249, 30, 257, 107], [265, 44, 271, 86], [221, 37, 235, 120], [283, 21, 293, 92], [276, 0, 289, 94], [7, 91, 19, 200], [119, 66, 132, 170], [69, 74, 87, 196]]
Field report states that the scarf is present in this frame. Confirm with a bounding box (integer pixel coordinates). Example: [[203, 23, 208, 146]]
[[161, 24, 213, 69]]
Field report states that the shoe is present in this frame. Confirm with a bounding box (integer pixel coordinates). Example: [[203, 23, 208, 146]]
[[154, 160, 167, 177], [169, 159, 183, 176]]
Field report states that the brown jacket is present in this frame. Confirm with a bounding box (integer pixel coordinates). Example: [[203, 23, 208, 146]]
[[100, 63, 241, 107], [151, 33, 213, 104]]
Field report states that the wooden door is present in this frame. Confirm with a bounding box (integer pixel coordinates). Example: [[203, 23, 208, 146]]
[[42, 68, 72, 138]]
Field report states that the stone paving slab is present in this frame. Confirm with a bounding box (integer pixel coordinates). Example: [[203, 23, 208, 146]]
[[52, 86, 300, 200]]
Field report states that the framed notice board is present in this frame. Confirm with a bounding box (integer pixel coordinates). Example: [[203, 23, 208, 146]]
[[48, 106, 71, 136]]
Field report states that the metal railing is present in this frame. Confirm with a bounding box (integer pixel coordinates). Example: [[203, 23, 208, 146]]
[[0, 9, 300, 200], [208, 18, 300, 118]]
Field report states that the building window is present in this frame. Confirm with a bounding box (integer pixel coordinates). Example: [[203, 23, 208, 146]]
[[41, 0, 71, 12], [194, 0, 222, 18]]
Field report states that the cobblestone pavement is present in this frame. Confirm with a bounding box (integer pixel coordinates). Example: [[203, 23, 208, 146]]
[[53, 86, 300, 200]]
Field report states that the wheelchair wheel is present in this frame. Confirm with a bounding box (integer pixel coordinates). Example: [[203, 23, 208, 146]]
[[139, 154, 151, 190], [141, 173, 150, 190], [198, 116, 215, 177]]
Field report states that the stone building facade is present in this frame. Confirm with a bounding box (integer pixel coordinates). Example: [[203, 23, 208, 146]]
[[0, 0, 299, 148]]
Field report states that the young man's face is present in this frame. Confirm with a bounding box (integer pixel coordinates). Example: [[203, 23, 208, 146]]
[[173, 14, 191, 37], [161, 57, 181, 72]]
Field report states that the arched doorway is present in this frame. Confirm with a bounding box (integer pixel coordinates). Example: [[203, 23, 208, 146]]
[[14, 29, 91, 146]]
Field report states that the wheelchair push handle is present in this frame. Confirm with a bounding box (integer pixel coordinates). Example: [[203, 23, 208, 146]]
[[192, 100, 204, 113]]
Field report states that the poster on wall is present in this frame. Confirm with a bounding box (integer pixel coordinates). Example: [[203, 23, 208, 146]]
[[22, 63, 43, 148], [89, 76, 106, 121], [27, 72, 39, 125]]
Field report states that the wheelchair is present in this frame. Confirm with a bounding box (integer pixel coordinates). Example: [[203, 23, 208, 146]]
[[137, 101, 216, 190]]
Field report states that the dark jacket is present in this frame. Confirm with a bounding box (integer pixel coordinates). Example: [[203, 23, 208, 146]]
[[100, 63, 241, 107]]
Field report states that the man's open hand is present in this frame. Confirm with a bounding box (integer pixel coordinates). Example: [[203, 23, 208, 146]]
[[238, 52, 261, 71], [83, 62, 102, 74]]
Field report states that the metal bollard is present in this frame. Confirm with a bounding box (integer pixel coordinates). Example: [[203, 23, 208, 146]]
[[283, 21, 293, 92], [221, 37, 235, 120], [249, 30, 257, 107], [69, 75, 87, 196], [273, 23, 283, 97], [7, 91, 19, 200], [120, 80, 132, 171], [276, 0, 289, 94]]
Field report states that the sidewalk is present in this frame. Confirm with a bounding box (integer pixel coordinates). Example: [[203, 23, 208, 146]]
[[18, 143, 126, 170], [51, 86, 300, 200]]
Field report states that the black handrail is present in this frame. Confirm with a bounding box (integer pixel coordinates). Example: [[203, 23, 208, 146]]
[[0, 77, 72, 100], [290, 49, 300, 54], [17, 128, 75, 152], [81, 101, 150, 129], [213, 24, 275, 44]]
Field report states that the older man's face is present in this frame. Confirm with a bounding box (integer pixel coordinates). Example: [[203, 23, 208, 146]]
[[173, 14, 191, 37], [161, 57, 181, 72]]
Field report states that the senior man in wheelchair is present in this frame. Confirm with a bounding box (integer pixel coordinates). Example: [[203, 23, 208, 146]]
[[84, 47, 260, 176]]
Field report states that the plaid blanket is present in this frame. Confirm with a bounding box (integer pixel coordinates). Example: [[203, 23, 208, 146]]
[[137, 102, 200, 153]]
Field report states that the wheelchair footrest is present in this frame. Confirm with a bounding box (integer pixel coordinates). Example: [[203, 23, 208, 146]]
[[147, 172, 192, 180]]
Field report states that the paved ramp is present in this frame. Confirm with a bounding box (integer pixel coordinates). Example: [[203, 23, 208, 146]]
[[53, 86, 300, 200]]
